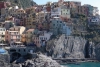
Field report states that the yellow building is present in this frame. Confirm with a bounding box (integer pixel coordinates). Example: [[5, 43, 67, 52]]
[[26, 12, 36, 29], [36, 11, 46, 23], [61, 6, 70, 18], [21, 34, 26, 43], [15, 9, 25, 15], [25, 29, 35, 43], [26, 7, 37, 29]]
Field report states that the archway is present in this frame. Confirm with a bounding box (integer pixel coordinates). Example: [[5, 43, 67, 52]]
[[11, 52, 21, 62]]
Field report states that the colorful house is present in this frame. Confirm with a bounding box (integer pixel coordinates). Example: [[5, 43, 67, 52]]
[[26, 11, 36, 29], [5, 26, 26, 45], [32, 31, 53, 47], [50, 17, 72, 35], [25, 29, 35, 44], [21, 34, 26, 43], [51, 5, 70, 19], [83, 4, 94, 16], [0, 28, 6, 43]]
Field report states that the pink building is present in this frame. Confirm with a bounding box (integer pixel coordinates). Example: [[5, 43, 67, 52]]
[[0, 2, 7, 9], [32, 31, 53, 47], [5, 26, 26, 44], [5, 30, 20, 43]]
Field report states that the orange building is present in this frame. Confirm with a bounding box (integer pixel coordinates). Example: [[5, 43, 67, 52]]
[[21, 34, 26, 43]]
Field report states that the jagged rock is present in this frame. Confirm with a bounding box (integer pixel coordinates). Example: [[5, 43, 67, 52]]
[[11, 53, 61, 67], [10, 64, 22, 67], [47, 35, 98, 60], [47, 34, 87, 59], [24, 54, 61, 67], [0, 54, 10, 67], [47, 35, 87, 59], [95, 43, 100, 61], [88, 42, 96, 59]]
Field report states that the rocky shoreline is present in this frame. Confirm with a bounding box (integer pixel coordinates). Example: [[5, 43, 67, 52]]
[[0, 53, 62, 67], [0, 53, 100, 67]]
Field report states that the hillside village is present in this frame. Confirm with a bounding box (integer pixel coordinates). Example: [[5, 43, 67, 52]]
[[0, 0, 100, 67], [0, 0, 99, 47]]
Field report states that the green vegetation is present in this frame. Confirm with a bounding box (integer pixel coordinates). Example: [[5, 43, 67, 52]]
[[86, 25, 100, 44], [2, 0, 37, 8], [72, 14, 100, 44]]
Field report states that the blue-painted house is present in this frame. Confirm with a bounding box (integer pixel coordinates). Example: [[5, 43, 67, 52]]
[[50, 18, 72, 36]]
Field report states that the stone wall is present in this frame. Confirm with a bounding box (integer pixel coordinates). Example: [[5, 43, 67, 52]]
[[0, 54, 10, 67]]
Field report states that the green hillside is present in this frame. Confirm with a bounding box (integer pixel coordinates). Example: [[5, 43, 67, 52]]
[[9, 0, 37, 8]]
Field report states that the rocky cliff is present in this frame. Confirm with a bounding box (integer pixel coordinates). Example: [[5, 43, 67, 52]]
[[95, 43, 100, 61], [11, 53, 61, 67], [46, 34, 96, 59], [47, 35, 86, 59]]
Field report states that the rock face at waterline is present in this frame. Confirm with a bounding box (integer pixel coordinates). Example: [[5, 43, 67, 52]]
[[95, 43, 100, 61], [12, 53, 61, 67], [47, 34, 87, 59], [23, 54, 61, 67], [0, 54, 10, 67]]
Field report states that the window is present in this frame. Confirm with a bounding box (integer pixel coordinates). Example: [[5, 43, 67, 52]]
[[46, 38, 47, 40], [11, 39, 13, 41], [17, 36, 20, 38], [11, 36, 13, 39], [18, 49, 20, 52], [14, 32, 16, 34], [41, 37, 43, 40], [24, 49, 26, 52], [67, 10, 69, 12], [40, 37, 41, 40], [10, 49, 16, 52], [17, 32, 18, 34], [3, 29, 5, 31]]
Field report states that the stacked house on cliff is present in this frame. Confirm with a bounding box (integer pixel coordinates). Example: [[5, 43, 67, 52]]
[[0, 0, 99, 48]]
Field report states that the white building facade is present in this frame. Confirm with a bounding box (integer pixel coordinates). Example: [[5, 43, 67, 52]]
[[39, 31, 53, 46]]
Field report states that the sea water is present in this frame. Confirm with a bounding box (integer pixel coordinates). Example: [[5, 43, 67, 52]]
[[62, 62, 100, 67]]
